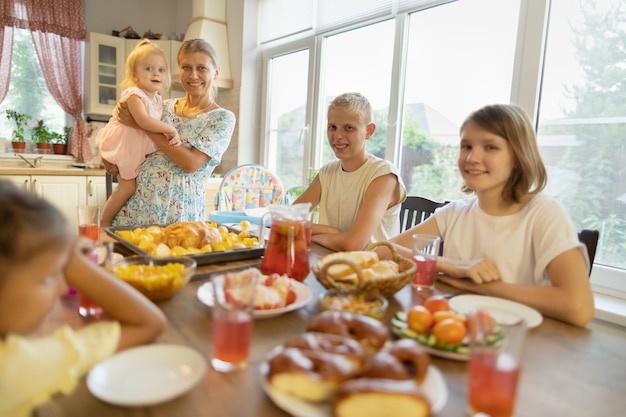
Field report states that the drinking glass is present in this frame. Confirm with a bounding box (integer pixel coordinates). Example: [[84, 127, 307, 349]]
[[77, 242, 112, 319], [77, 205, 101, 242], [211, 273, 257, 372], [411, 234, 441, 290], [467, 310, 527, 417]]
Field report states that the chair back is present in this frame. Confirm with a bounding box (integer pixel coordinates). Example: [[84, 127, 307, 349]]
[[400, 196, 449, 232], [215, 164, 286, 211], [578, 229, 599, 275]]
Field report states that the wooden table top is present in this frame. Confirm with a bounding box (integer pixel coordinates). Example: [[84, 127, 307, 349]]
[[36, 243, 626, 417]]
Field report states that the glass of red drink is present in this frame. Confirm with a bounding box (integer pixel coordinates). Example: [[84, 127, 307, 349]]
[[468, 310, 527, 417], [210, 273, 257, 372], [411, 234, 441, 291], [260, 203, 312, 281], [77, 245, 105, 318], [77, 205, 101, 242]]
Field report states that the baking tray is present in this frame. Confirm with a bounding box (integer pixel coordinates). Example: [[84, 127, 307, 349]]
[[104, 225, 265, 266]]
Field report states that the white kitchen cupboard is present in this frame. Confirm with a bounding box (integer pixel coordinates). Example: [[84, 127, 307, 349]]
[[84, 32, 126, 116], [125, 38, 182, 99], [86, 176, 108, 207], [0, 175, 107, 231]]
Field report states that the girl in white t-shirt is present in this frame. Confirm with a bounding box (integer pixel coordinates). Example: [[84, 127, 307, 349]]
[[388, 104, 594, 327], [0, 180, 165, 417]]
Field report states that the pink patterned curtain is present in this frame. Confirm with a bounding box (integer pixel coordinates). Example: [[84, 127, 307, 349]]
[[0, 0, 18, 103], [25, 0, 90, 161]]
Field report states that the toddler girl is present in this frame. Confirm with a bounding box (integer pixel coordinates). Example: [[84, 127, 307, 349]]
[[96, 39, 181, 226]]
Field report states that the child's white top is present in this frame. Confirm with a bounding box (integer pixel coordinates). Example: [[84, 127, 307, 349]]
[[0, 321, 120, 417], [435, 194, 588, 285]]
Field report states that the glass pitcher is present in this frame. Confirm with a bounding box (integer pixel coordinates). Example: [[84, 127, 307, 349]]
[[259, 203, 311, 282]]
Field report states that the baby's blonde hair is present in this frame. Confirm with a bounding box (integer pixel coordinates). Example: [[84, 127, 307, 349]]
[[121, 39, 171, 90]]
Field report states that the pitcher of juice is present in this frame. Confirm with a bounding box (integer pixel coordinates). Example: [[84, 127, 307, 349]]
[[259, 203, 311, 282]]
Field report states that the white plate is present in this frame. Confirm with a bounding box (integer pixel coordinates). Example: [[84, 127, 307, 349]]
[[390, 327, 470, 361], [260, 360, 448, 416], [87, 344, 206, 406], [197, 279, 313, 319], [449, 295, 543, 328]]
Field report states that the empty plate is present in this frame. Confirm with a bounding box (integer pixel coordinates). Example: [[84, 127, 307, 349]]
[[87, 344, 206, 406]]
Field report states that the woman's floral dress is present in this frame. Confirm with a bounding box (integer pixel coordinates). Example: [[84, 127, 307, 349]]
[[112, 99, 235, 226]]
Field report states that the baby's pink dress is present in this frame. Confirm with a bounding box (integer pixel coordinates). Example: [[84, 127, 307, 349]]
[[95, 87, 161, 180]]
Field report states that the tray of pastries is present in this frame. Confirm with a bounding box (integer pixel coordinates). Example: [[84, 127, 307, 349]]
[[104, 221, 265, 266]]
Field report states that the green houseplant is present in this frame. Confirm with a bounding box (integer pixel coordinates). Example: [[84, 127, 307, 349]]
[[31, 119, 53, 154], [5, 109, 30, 152], [51, 126, 70, 155]]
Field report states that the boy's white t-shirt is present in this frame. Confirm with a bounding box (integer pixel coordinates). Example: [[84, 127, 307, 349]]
[[435, 194, 588, 285], [318, 155, 407, 245], [0, 321, 120, 417]]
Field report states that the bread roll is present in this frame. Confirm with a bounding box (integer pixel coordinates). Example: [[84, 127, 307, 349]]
[[267, 347, 359, 402], [321, 251, 380, 280], [333, 378, 431, 417]]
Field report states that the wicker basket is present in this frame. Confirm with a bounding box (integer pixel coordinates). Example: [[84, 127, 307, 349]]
[[312, 241, 416, 297]]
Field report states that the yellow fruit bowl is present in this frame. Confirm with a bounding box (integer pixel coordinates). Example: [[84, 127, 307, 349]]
[[111, 255, 197, 301]]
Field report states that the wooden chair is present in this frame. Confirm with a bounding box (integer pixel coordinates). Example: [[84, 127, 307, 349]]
[[399, 196, 449, 232], [578, 229, 599, 275]]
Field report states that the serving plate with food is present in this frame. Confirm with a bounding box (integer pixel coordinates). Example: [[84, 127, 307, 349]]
[[196, 267, 313, 319], [105, 220, 264, 266], [261, 311, 447, 417], [391, 295, 503, 361]]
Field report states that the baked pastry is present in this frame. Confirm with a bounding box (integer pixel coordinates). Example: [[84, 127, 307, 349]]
[[321, 251, 380, 281], [162, 221, 220, 248], [267, 347, 359, 402], [360, 339, 430, 384], [306, 311, 389, 354], [333, 378, 431, 417], [283, 332, 366, 367]]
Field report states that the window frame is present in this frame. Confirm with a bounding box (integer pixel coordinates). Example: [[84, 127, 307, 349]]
[[257, 0, 626, 300]]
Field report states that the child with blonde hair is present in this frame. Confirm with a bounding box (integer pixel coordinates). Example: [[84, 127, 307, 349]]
[[0, 180, 165, 416], [97, 39, 181, 226]]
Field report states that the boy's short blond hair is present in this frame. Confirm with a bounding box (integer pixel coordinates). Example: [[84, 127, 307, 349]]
[[328, 92, 373, 125]]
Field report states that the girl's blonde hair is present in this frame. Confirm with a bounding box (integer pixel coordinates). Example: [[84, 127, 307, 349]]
[[460, 104, 547, 203], [178, 38, 220, 102], [121, 39, 171, 90], [0, 181, 72, 280], [328, 92, 373, 125]]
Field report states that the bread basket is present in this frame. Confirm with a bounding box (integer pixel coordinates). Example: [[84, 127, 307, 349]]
[[313, 241, 416, 297]]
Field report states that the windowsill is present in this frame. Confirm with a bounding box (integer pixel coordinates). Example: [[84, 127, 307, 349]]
[[594, 293, 626, 328]]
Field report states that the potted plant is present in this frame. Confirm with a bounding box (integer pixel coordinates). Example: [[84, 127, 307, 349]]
[[5, 109, 30, 153], [51, 126, 70, 155], [31, 119, 53, 154]]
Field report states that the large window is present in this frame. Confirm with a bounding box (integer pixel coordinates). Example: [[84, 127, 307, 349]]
[[401, 0, 520, 201], [0, 28, 66, 149], [537, 0, 626, 279], [259, 0, 626, 298]]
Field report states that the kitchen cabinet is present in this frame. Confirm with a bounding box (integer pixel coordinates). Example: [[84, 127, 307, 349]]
[[125, 38, 182, 99], [0, 174, 107, 231], [84, 32, 126, 116]]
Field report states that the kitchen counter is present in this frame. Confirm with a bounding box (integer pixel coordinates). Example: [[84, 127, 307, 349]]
[[0, 167, 106, 176]]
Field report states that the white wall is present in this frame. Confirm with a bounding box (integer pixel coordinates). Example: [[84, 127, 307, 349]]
[[85, 0, 191, 40]]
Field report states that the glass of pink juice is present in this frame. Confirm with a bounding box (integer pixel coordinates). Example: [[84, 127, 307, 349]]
[[468, 350, 520, 417], [411, 234, 441, 290], [77, 205, 101, 242], [467, 310, 527, 417], [210, 274, 257, 372]]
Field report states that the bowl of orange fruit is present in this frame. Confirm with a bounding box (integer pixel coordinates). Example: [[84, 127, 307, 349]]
[[391, 295, 501, 361]]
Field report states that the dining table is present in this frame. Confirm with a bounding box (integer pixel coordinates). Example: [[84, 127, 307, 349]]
[[35, 242, 626, 417]]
